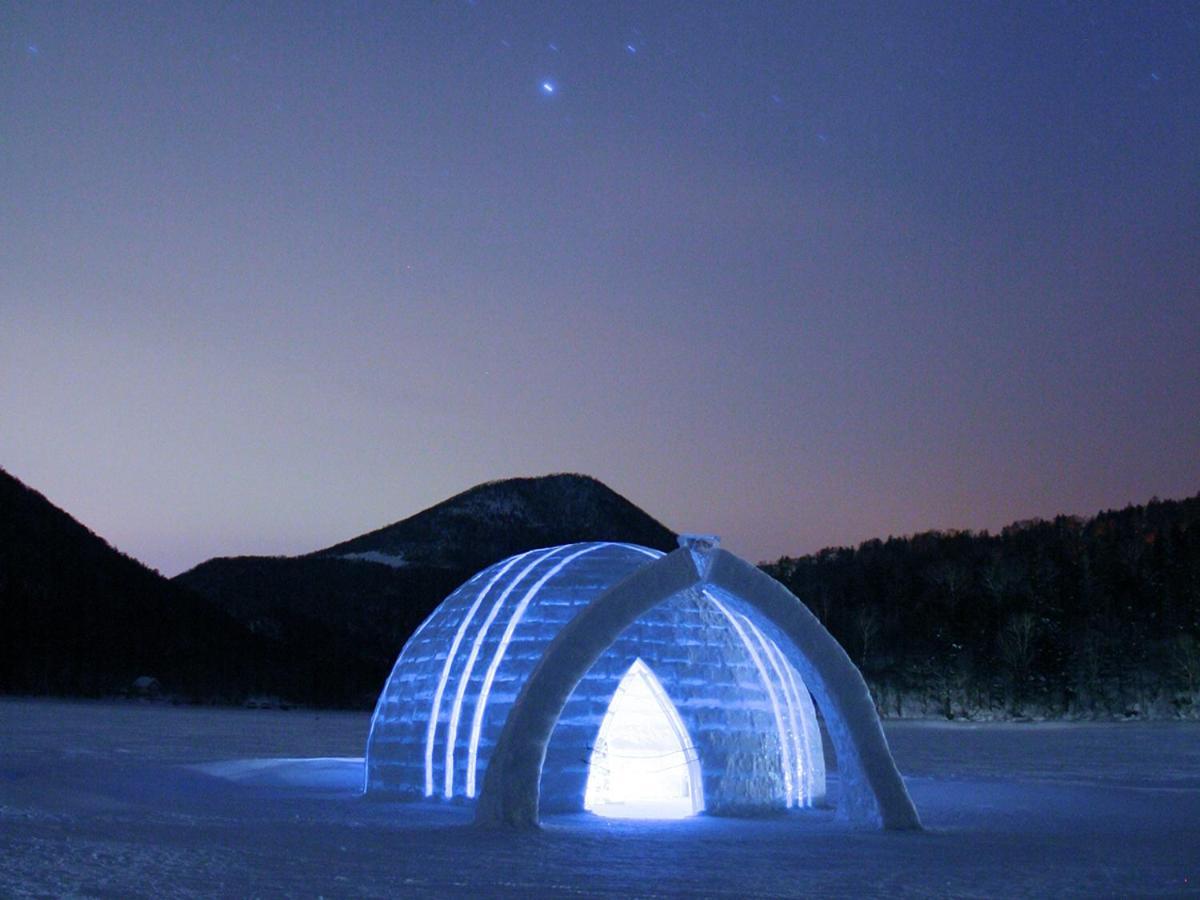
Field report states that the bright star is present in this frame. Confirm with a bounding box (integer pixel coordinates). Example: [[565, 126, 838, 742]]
[[540, 80, 557, 96]]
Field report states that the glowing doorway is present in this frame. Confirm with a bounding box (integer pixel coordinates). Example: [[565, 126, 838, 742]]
[[583, 659, 704, 819]]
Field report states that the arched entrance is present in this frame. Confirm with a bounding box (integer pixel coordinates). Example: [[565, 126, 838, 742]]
[[474, 544, 921, 830], [583, 658, 704, 819]]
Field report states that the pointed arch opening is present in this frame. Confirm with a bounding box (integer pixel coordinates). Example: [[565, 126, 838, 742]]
[[474, 547, 920, 830], [583, 659, 704, 819]]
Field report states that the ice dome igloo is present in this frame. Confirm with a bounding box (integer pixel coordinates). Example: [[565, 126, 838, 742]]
[[365, 536, 920, 830]]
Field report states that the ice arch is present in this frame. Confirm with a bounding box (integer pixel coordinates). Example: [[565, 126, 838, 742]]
[[474, 544, 921, 831], [365, 541, 824, 814]]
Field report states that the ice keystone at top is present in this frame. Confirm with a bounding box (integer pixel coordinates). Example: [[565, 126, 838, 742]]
[[678, 533, 720, 578]]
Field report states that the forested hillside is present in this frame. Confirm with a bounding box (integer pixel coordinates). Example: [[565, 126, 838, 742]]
[[0, 467, 296, 702], [763, 494, 1200, 719], [7, 456, 1196, 719], [175, 474, 678, 707]]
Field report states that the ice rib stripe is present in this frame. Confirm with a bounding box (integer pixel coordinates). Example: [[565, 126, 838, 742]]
[[704, 591, 795, 806], [466, 542, 610, 797], [442, 546, 565, 797], [777, 647, 818, 804], [363, 579, 458, 796], [743, 616, 805, 805], [422, 549, 536, 797], [618, 544, 666, 560]]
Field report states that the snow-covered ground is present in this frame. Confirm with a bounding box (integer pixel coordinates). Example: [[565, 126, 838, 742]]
[[1, 699, 1197, 897]]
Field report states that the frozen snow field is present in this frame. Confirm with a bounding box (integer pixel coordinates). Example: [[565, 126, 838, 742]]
[[1, 699, 1198, 897]]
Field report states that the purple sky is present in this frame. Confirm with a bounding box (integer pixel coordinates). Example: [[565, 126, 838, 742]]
[[3, 2, 1198, 576]]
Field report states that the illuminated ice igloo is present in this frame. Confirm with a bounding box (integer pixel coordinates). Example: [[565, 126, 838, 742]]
[[365, 537, 919, 830]]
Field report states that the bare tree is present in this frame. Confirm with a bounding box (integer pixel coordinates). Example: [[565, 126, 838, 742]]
[[1172, 634, 1200, 700], [810, 588, 833, 626], [854, 606, 880, 670], [982, 557, 1017, 606], [929, 560, 969, 609], [999, 613, 1039, 713]]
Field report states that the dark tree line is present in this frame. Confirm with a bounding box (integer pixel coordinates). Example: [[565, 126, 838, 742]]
[[0, 466, 401, 707], [0, 467, 284, 703], [762, 494, 1200, 719], [6, 457, 1198, 718], [2, 468, 678, 709]]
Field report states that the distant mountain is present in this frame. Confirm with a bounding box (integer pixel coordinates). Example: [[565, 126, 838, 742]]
[[175, 474, 677, 706], [0, 467, 299, 703], [7, 461, 1197, 719], [318, 474, 678, 571]]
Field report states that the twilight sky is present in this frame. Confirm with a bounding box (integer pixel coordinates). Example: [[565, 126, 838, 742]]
[[2, 2, 1198, 576]]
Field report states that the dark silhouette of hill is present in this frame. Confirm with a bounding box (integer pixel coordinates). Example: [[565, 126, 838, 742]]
[[175, 474, 677, 706], [0, 467, 324, 703], [763, 493, 1200, 719], [173, 555, 468, 697], [318, 473, 678, 570], [11, 458, 1194, 719]]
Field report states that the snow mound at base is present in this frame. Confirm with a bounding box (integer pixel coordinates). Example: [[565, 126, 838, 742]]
[[192, 757, 364, 791]]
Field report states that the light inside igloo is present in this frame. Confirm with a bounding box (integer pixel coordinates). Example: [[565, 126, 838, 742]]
[[583, 659, 704, 819]]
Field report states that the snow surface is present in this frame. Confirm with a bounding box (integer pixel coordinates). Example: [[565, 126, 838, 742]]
[[339, 551, 408, 568], [2, 699, 1199, 897]]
